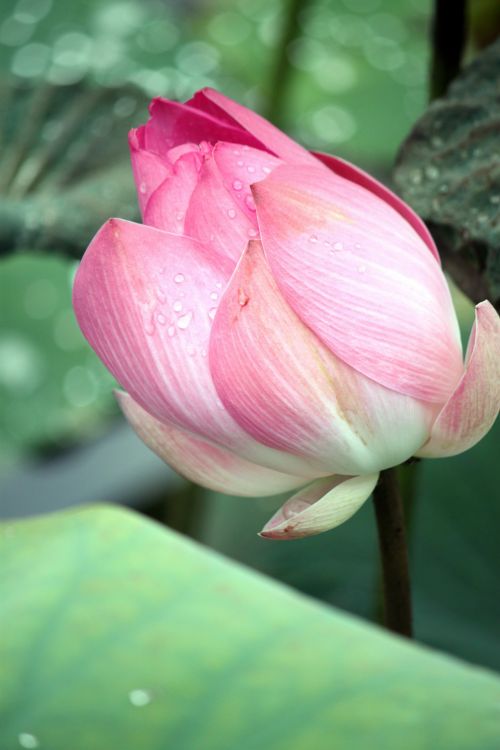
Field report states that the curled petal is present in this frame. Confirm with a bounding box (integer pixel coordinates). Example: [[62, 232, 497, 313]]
[[314, 151, 440, 264], [117, 392, 308, 497], [143, 149, 201, 233], [260, 474, 379, 540], [253, 164, 463, 403], [418, 301, 500, 458], [129, 131, 171, 215], [209, 241, 432, 476], [192, 88, 317, 165]]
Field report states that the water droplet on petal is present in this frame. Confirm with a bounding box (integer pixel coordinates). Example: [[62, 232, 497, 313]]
[[245, 195, 256, 211], [333, 241, 343, 251], [173, 301, 183, 312], [237, 160, 244, 167], [233, 149, 240, 156], [129, 689, 152, 707], [176, 212, 183, 222], [167, 325, 176, 337], [247, 165, 255, 173], [156, 288, 166, 302], [227, 208, 236, 219], [208, 307, 217, 320], [309, 235, 318, 243], [238, 289, 249, 306], [248, 228, 258, 237], [177, 311, 193, 329], [215, 282, 222, 289], [139, 182, 147, 195], [210, 291, 218, 301], [232, 180, 243, 191], [354, 242, 362, 250], [157, 313, 166, 325], [174, 274, 185, 284], [262, 166, 271, 174], [201, 349, 207, 357]]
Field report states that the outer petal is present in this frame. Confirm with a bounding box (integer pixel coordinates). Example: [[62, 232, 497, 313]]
[[417, 301, 500, 458], [209, 241, 433, 476], [73, 219, 322, 478], [314, 151, 440, 264], [116, 391, 308, 497], [260, 474, 379, 540], [191, 88, 318, 166], [253, 164, 464, 403]]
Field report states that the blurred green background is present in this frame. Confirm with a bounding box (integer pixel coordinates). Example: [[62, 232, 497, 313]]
[[0, 0, 498, 678]]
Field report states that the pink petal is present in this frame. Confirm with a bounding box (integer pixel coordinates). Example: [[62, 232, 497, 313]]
[[133, 97, 262, 158], [116, 391, 308, 497], [314, 151, 440, 264], [418, 301, 500, 458], [260, 473, 379, 540], [143, 149, 202, 233], [129, 130, 171, 216], [183, 151, 257, 264], [73, 220, 322, 478], [193, 88, 317, 165], [212, 141, 282, 221], [209, 241, 433, 476], [253, 164, 464, 403]]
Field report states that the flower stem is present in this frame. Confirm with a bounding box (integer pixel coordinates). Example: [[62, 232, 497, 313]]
[[373, 468, 413, 638]]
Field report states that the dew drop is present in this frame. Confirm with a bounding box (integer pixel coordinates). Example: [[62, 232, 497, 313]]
[[177, 311, 193, 329], [309, 235, 318, 243], [245, 194, 256, 211], [247, 165, 256, 173], [167, 325, 176, 337], [210, 291, 218, 301], [238, 288, 249, 306], [176, 212, 183, 222], [354, 243, 362, 250], [248, 228, 258, 237], [139, 182, 147, 195], [208, 307, 217, 320], [174, 273, 185, 284], [237, 160, 244, 167], [156, 288, 166, 302], [262, 166, 271, 174], [173, 300, 183, 312], [18, 734, 39, 749], [233, 149, 240, 156], [201, 349, 207, 357], [232, 180, 243, 191], [129, 689, 152, 707], [333, 241, 343, 251], [215, 282, 222, 289], [227, 208, 237, 219], [157, 313, 166, 325]]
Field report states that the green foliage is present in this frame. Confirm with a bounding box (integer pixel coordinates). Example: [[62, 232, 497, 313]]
[[1, 504, 500, 750], [394, 39, 500, 307]]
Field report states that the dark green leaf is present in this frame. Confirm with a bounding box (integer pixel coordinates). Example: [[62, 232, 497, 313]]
[[394, 39, 500, 307]]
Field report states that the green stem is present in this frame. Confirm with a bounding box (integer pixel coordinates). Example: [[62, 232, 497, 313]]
[[264, 0, 307, 125], [430, 0, 468, 99], [373, 468, 413, 638]]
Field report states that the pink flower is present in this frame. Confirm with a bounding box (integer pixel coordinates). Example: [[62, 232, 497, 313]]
[[73, 89, 500, 539]]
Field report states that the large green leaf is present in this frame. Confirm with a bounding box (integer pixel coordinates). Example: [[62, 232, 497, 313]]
[[1, 506, 500, 749]]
